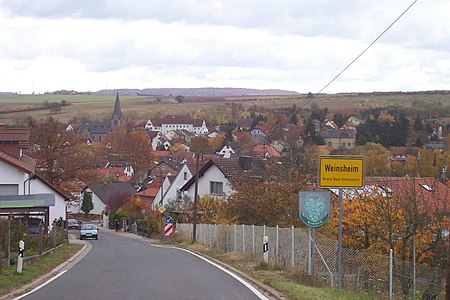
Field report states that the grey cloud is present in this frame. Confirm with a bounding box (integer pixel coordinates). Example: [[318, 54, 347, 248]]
[[0, 0, 429, 42]]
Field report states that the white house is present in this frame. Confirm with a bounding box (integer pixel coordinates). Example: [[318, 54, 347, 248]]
[[151, 176, 172, 208], [180, 156, 266, 200], [145, 115, 208, 135], [29, 175, 68, 227], [82, 182, 137, 216], [156, 164, 193, 207], [0, 125, 68, 230]]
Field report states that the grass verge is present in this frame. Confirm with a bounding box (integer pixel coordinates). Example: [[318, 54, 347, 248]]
[[184, 243, 376, 300], [0, 243, 83, 297]]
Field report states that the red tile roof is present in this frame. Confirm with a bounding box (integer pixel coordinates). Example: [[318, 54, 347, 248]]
[[161, 115, 192, 124], [252, 144, 281, 157], [389, 146, 420, 157], [0, 151, 35, 173], [366, 177, 450, 213], [0, 124, 30, 149]]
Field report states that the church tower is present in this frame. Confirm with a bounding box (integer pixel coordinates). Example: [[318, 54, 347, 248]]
[[111, 92, 122, 130]]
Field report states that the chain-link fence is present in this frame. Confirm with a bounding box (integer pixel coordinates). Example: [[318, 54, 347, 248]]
[[177, 223, 446, 299]]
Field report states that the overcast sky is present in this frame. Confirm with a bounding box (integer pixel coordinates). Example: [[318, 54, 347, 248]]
[[0, 0, 449, 94]]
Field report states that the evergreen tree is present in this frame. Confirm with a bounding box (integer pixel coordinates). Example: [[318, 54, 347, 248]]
[[290, 113, 298, 125], [413, 115, 424, 131], [81, 191, 94, 217], [333, 113, 346, 128]]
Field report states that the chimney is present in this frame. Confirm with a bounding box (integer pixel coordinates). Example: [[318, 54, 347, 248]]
[[239, 156, 252, 170]]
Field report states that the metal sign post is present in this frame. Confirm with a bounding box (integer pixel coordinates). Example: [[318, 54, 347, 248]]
[[317, 155, 365, 290], [299, 190, 331, 279], [337, 188, 343, 289], [164, 216, 173, 237]]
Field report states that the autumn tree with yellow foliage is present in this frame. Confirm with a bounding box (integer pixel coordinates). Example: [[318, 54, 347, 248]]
[[326, 178, 449, 298], [103, 127, 155, 172]]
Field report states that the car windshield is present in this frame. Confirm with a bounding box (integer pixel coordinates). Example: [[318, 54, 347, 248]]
[[68, 219, 77, 224], [81, 224, 96, 230]]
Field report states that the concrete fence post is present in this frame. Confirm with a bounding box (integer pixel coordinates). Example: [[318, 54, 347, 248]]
[[291, 225, 295, 268], [276, 225, 279, 263], [234, 224, 237, 252], [252, 225, 255, 254], [242, 224, 245, 253]]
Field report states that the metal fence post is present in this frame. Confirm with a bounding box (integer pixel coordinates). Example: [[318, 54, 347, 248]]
[[38, 225, 43, 256], [308, 227, 312, 275], [389, 249, 393, 300], [6, 219, 11, 263]]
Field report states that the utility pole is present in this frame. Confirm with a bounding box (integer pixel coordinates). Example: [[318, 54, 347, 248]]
[[192, 152, 199, 242]]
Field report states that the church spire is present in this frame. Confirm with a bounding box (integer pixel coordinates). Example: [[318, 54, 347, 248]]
[[111, 92, 122, 129]]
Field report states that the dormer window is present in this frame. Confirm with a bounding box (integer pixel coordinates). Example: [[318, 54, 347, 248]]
[[420, 184, 433, 191]]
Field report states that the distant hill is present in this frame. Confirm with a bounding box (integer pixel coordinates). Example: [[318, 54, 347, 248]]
[[94, 87, 300, 97]]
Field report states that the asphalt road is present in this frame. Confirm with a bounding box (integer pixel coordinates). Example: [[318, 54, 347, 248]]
[[16, 229, 268, 300]]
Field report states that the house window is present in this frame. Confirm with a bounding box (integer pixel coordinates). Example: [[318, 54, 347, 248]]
[[176, 189, 182, 199], [210, 181, 224, 195], [183, 172, 188, 180], [0, 184, 19, 195]]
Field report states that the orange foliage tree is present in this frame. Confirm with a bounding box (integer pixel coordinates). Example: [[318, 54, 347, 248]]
[[103, 128, 154, 172], [119, 197, 148, 224], [333, 179, 449, 264], [28, 117, 97, 196], [325, 178, 449, 297]]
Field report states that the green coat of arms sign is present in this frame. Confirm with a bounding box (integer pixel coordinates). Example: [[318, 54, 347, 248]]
[[298, 191, 331, 228]]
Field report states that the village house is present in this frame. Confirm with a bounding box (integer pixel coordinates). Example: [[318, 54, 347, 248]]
[[318, 129, 356, 150], [180, 156, 268, 200], [81, 181, 137, 217], [145, 115, 208, 135], [0, 124, 68, 231], [389, 146, 421, 162]]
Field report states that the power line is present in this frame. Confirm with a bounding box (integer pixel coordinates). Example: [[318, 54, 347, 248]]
[[174, 0, 419, 156], [255, 0, 419, 141]]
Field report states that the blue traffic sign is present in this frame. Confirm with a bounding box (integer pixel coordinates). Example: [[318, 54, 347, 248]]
[[165, 216, 173, 224]]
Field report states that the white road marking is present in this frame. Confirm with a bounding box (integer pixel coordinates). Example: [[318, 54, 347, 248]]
[[176, 247, 270, 300], [13, 270, 68, 299]]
